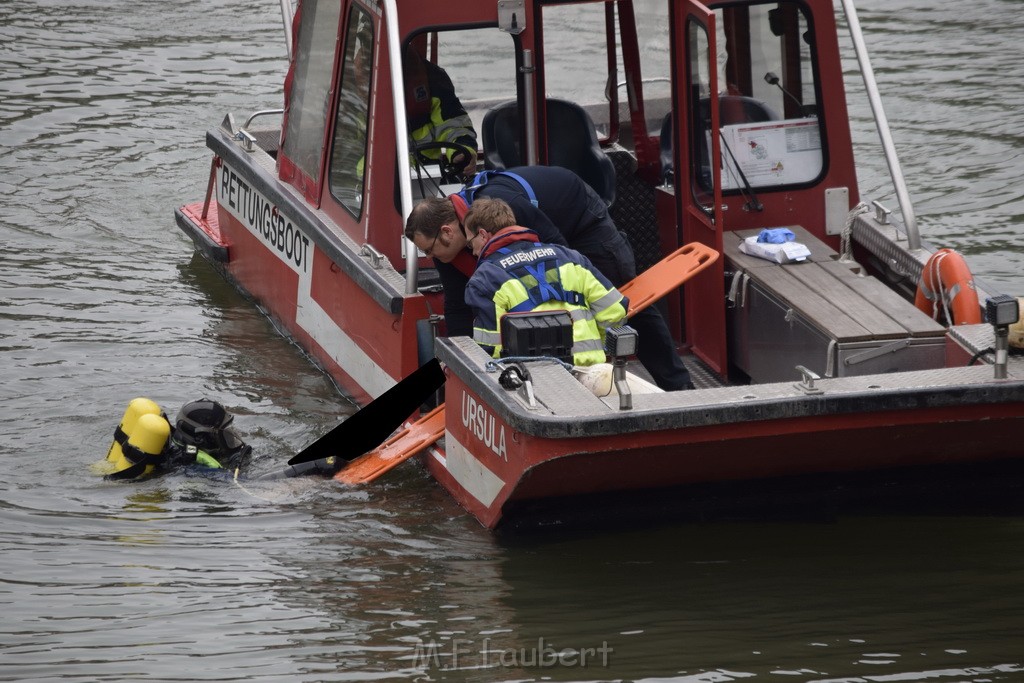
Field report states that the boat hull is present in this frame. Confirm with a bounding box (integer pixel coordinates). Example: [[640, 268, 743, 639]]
[[176, 128, 435, 405], [430, 337, 1024, 528], [178, 140, 1024, 531]]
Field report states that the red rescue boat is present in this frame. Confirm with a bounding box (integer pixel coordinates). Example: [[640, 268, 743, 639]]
[[177, 0, 1023, 528]]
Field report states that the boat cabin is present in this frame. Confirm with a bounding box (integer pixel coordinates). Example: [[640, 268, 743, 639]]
[[265, 0, 866, 386]]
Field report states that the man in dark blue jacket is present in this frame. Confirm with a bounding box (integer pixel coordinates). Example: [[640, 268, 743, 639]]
[[405, 165, 694, 391]]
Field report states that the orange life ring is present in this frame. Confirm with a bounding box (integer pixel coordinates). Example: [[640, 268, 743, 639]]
[[914, 248, 981, 325]]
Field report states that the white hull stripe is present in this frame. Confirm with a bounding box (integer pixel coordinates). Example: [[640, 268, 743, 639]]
[[445, 434, 505, 508]]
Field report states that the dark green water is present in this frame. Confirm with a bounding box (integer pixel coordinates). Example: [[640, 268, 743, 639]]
[[1, 0, 1022, 680]]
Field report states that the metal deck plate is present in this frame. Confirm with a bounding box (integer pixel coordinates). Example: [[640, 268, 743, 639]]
[[949, 323, 1024, 376], [625, 356, 726, 390], [437, 337, 1024, 439]]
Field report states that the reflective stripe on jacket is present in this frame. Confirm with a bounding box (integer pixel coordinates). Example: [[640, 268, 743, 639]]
[[465, 227, 627, 366], [409, 98, 476, 161], [408, 59, 477, 161]]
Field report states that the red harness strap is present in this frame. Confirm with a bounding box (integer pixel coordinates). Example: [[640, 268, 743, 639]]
[[450, 250, 476, 278]]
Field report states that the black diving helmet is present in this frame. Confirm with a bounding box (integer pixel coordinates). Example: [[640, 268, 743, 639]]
[[173, 399, 251, 467]]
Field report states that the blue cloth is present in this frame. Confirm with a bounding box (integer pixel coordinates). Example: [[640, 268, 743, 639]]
[[757, 228, 796, 244]]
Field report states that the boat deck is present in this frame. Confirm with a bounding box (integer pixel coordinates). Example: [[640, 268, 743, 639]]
[[724, 226, 946, 343], [722, 226, 950, 382], [635, 324, 1022, 392], [437, 336, 1024, 439], [624, 354, 726, 390]]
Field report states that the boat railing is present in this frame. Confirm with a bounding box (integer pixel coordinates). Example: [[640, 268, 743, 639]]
[[230, 109, 284, 154], [278, 0, 295, 58], [839, 0, 921, 252], [243, 109, 284, 130], [382, 0, 418, 295]]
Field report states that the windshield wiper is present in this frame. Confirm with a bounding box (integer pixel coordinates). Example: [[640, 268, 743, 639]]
[[719, 132, 763, 212]]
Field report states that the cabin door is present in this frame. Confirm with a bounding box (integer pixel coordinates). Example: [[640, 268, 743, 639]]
[[673, 0, 727, 376]]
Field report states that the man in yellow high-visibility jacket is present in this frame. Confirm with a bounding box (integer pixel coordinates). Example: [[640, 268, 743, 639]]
[[403, 46, 477, 177], [463, 198, 627, 365]]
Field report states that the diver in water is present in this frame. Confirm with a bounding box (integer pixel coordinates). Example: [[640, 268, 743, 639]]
[[104, 398, 252, 481]]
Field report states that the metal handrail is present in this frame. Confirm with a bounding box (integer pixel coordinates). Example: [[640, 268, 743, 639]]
[[382, 0, 418, 295], [279, 0, 294, 58], [839, 0, 921, 251], [522, 49, 539, 166], [242, 109, 284, 129]]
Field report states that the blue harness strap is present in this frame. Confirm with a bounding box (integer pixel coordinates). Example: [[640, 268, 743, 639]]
[[459, 170, 539, 207], [522, 262, 562, 304]]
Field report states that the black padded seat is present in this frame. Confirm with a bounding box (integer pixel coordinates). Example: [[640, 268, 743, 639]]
[[481, 98, 617, 207]]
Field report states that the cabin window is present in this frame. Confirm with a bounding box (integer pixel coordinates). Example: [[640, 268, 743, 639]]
[[541, 3, 615, 138], [400, 28, 515, 200], [686, 17, 716, 215], [281, 0, 343, 187], [718, 2, 818, 120], [631, 1, 673, 138], [328, 5, 374, 217], [715, 2, 823, 191], [691, 1, 824, 197], [423, 28, 517, 139]]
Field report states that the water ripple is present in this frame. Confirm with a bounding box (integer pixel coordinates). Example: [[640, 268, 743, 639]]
[[1, 0, 1022, 681]]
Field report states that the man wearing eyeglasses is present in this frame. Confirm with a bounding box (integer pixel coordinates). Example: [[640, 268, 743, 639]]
[[404, 165, 694, 391]]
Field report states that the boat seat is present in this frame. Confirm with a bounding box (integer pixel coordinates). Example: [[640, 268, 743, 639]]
[[660, 95, 779, 183], [724, 226, 948, 382], [481, 98, 617, 207]]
